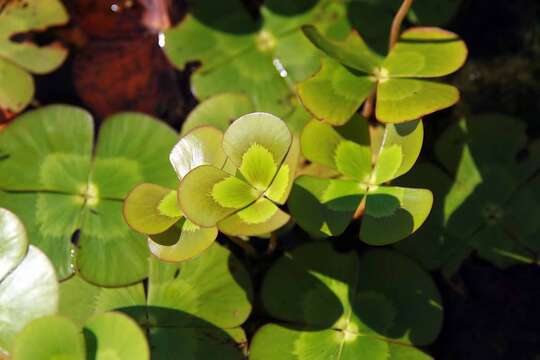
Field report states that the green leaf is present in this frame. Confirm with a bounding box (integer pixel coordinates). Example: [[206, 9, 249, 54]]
[[170, 126, 227, 179], [265, 136, 300, 204], [240, 143, 278, 191], [288, 177, 365, 237], [59, 243, 252, 359], [376, 78, 459, 123], [212, 176, 259, 209], [0, 60, 33, 113], [394, 115, 539, 274], [251, 243, 442, 358], [362, 186, 433, 245], [124, 184, 181, 235], [83, 312, 149, 360], [163, 0, 336, 129], [301, 118, 371, 176], [383, 27, 467, 78], [0, 208, 27, 281], [0, 0, 69, 113], [372, 119, 424, 184], [0, 245, 58, 353], [223, 112, 292, 168], [181, 93, 254, 134], [12, 316, 85, 360], [218, 198, 290, 236], [298, 58, 375, 125], [302, 25, 383, 73], [0, 106, 179, 285], [148, 218, 218, 263]]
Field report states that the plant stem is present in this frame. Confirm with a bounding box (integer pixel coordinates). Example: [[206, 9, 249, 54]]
[[362, 91, 375, 119], [267, 232, 278, 255], [388, 0, 414, 51], [352, 198, 366, 220], [226, 235, 257, 257]]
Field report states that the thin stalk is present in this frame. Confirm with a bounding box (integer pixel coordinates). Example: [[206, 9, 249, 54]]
[[267, 232, 278, 255], [226, 235, 257, 257], [361, 91, 375, 119], [388, 0, 414, 51]]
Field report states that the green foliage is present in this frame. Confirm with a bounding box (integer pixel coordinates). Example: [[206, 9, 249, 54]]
[[395, 115, 540, 275], [298, 26, 467, 124], [177, 112, 299, 236], [0, 105, 178, 285], [288, 117, 432, 244], [0, 209, 58, 354], [250, 242, 442, 359], [12, 312, 149, 360], [58, 243, 252, 359], [0, 0, 68, 114]]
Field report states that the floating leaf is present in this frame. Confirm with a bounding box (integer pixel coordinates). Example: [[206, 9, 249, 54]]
[[124, 184, 182, 235], [169, 126, 227, 180], [298, 58, 375, 126], [299, 26, 467, 124], [178, 112, 298, 236], [83, 312, 149, 360], [164, 0, 349, 130], [288, 177, 365, 237], [0, 0, 69, 113], [290, 118, 431, 244], [0, 208, 27, 280], [0, 209, 58, 354], [181, 93, 254, 134], [0, 105, 178, 285], [362, 186, 433, 245], [11, 316, 85, 360], [59, 243, 252, 359], [250, 243, 442, 359], [395, 115, 540, 274]]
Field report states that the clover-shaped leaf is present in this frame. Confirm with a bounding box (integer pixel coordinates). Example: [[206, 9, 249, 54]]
[[289, 118, 432, 244], [0, 209, 58, 354], [0, 0, 69, 114], [178, 112, 299, 236], [395, 115, 540, 275], [163, 0, 348, 133], [124, 126, 225, 262], [0, 105, 178, 285], [12, 312, 149, 360], [298, 26, 467, 124], [58, 243, 252, 359], [250, 242, 442, 359]]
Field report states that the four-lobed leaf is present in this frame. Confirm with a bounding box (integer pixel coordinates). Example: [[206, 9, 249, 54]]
[[0, 105, 178, 286], [0, 0, 69, 114], [0, 209, 58, 355], [178, 112, 299, 236], [289, 117, 432, 244], [298, 26, 467, 124], [395, 115, 540, 275], [250, 242, 442, 359]]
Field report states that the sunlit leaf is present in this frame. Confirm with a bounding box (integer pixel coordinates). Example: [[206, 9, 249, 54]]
[[170, 126, 226, 180], [376, 78, 459, 123], [298, 58, 375, 125], [124, 184, 181, 235], [12, 316, 85, 360], [0, 208, 27, 281], [181, 93, 254, 134], [0, 245, 58, 353], [0, 0, 69, 113], [302, 24, 383, 73]]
